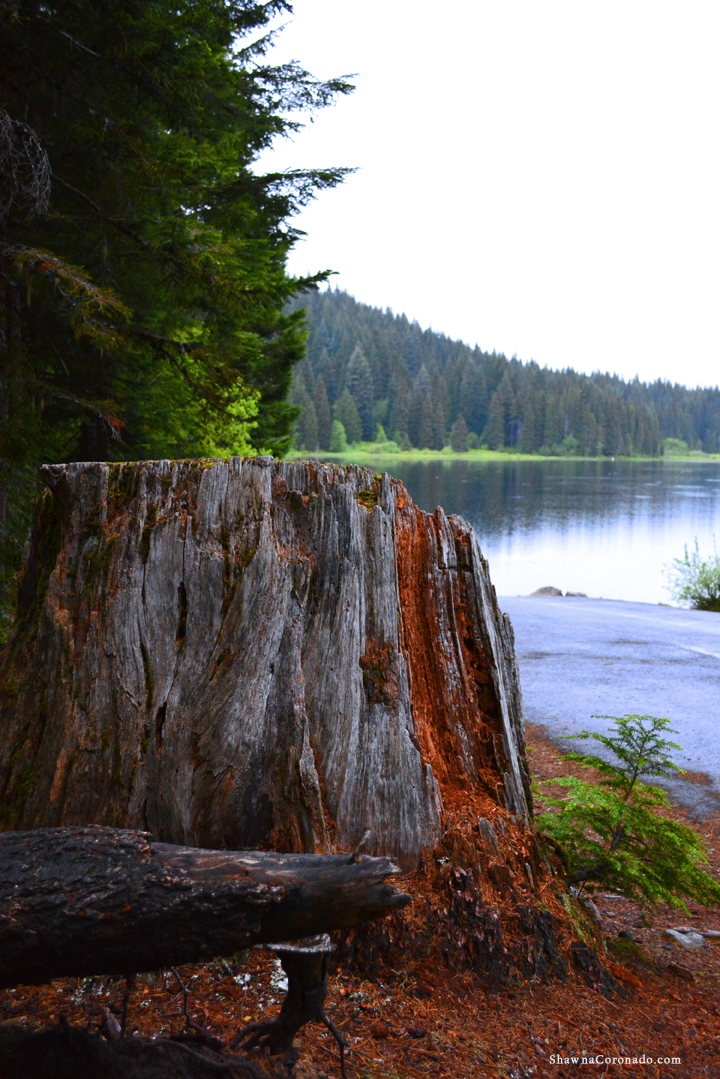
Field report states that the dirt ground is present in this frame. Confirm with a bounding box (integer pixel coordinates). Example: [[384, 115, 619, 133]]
[[2, 725, 720, 1078]]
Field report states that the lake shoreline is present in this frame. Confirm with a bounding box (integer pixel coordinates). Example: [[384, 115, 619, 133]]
[[285, 447, 720, 466]]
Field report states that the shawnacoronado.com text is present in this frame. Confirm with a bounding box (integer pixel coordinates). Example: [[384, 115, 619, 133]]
[[550, 1056, 681, 1066]]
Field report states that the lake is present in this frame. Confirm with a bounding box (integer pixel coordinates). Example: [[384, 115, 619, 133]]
[[355, 457, 720, 604]]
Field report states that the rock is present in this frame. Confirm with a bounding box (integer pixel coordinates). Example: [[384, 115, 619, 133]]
[[663, 929, 705, 949], [530, 586, 563, 596], [564, 591, 588, 598], [674, 927, 720, 944], [570, 886, 601, 923], [0, 458, 531, 868]]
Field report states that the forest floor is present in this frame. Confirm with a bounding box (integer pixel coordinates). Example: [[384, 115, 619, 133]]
[[2, 726, 720, 1078]]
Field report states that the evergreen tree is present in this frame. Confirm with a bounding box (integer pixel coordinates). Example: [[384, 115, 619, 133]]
[[418, 397, 436, 449], [536, 715, 720, 909], [517, 393, 537, 453], [459, 362, 488, 435], [416, 363, 433, 399], [313, 375, 333, 451], [373, 398, 389, 431], [329, 419, 348, 452], [386, 375, 410, 442], [430, 381, 446, 449], [299, 399, 319, 451], [508, 392, 524, 447], [543, 394, 562, 450], [451, 415, 469, 453], [407, 383, 424, 447], [289, 368, 311, 449], [483, 391, 506, 449], [0, 0, 352, 617], [345, 344, 375, 440], [315, 346, 338, 403], [333, 388, 362, 443]]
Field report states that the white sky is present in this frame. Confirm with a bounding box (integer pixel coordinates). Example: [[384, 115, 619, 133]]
[[258, 1, 720, 389]]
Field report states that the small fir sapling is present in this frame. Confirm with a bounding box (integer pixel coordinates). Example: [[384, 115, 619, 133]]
[[535, 714, 720, 910]]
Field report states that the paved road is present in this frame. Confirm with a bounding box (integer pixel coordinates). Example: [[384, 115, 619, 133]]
[[499, 596, 720, 818]]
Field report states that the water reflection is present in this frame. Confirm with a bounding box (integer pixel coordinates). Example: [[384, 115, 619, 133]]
[[366, 458, 720, 604]]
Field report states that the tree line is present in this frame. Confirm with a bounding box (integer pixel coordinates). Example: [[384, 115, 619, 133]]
[[288, 289, 720, 457]]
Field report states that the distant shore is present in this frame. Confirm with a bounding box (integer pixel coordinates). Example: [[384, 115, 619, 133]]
[[285, 443, 720, 466]]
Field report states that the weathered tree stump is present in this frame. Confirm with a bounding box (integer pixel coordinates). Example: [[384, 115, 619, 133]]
[[0, 457, 531, 868], [0, 458, 574, 989], [0, 826, 409, 989]]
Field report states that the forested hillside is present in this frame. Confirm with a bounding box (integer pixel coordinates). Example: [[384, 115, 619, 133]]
[[289, 289, 720, 457]]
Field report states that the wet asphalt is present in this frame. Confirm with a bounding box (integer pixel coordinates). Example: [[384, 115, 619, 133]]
[[499, 595, 720, 819]]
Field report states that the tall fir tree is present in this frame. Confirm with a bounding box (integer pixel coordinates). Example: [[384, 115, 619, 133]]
[[313, 376, 333, 451], [315, 346, 338, 404], [430, 381, 446, 449], [519, 391, 542, 454], [451, 414, 469, 452], [418, 397, 436, 449], [459, 361, 489, 436], [299, 400, 319, 451], [333, 388, 362, 444], [483, 391, 506, 449], [345, 345, 375, 440], [407, 383, 424, 447], [386, 375, 410, 442], [0, 0, 352, 619]]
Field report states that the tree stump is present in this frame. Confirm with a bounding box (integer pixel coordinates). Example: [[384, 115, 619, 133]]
[[0, 457, 531, 865], [0, 458, 573, 988]]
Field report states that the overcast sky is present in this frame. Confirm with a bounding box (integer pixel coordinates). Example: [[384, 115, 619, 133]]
[[258, 1, 719, 389]]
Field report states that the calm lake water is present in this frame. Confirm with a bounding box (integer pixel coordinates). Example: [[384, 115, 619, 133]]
[[360, 458, 720, 604]]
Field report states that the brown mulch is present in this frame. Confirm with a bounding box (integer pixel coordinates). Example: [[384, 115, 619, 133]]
[[3, 725, 720, 1077]]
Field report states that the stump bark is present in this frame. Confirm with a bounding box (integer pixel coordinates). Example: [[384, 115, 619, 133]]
[[0, 457, 531, 866]]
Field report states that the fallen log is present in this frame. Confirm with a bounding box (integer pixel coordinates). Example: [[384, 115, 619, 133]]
[[0, 1023, 268, 1079], [0, 826, 410, 989]]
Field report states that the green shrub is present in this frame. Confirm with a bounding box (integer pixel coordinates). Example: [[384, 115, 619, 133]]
[[329, 420, 348, 453], [535, 714, 720, 910], [664, 437, 690, 456], [666, 538, 720, 611]]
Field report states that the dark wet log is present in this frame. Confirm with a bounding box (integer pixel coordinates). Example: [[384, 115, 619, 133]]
[[0, 826, 409, 989], [0, 1023, 268, 1079]]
